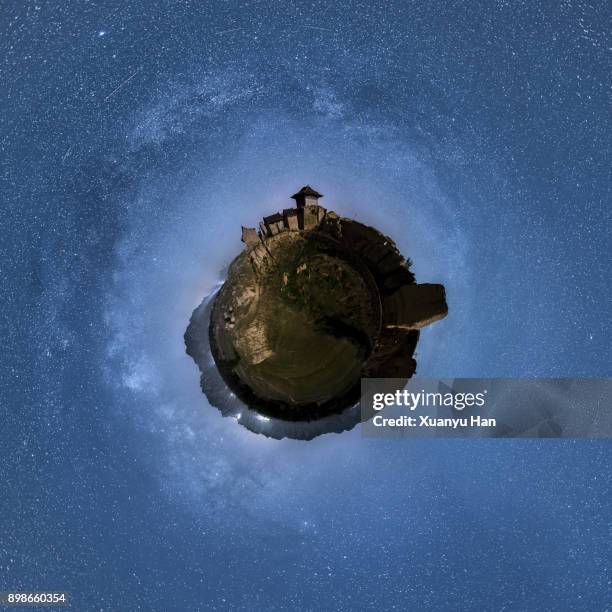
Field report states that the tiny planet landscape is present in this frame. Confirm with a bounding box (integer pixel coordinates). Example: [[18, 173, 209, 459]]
[[3, 2, 610, 610], [185, 186, 447, 438]]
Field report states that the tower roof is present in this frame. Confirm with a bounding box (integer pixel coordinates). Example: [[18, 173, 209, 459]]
[[290, 185, 323, 200]]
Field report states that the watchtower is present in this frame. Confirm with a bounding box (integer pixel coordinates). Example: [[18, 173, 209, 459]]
[[290, 185, 323, 208]]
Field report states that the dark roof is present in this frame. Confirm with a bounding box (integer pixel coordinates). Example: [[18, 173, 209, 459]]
[[263, 213, 283, 224], [282, 208, 298, 216], [290, 185, 323, 200]]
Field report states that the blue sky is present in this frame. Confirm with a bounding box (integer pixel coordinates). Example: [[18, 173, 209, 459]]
[[2, 1, 610, 610]]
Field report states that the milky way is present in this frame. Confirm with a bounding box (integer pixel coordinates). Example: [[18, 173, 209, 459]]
[[3, 2, 610, 609]]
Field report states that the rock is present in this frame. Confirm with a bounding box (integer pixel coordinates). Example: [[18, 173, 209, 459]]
[[383, 284, 448, 330]]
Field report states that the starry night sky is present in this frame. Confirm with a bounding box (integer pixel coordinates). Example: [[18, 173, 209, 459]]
[[2, 1, 611, 610]]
